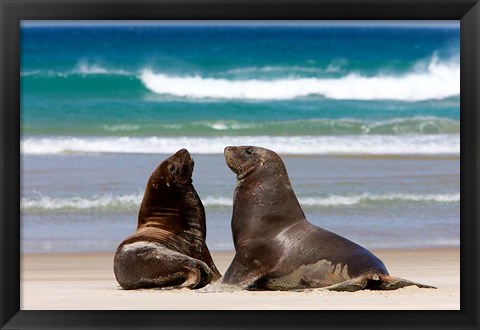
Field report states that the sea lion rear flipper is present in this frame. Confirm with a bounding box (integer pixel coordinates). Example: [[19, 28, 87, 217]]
[[157, 259, 213, 290], [377, 275, 437, 290], [323, 274, 436, 292], [114, 242, 214, 290], [194, 259, 217, 289], [323, 277, 369, 292]]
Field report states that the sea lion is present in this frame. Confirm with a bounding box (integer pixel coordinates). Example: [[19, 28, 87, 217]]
[[222, 146, 435, 291], [114, 149, 221, 290]]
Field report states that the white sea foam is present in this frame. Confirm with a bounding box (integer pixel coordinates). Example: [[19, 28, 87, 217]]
[[21, 192, 459, 212], [136, 117, 458, 135], [21, 134, 459, 155], [193, 121, 258, 131], [202, 196, 232, 206], [226, 65, 325, 75], [21, 193, 144, 211], [102, 124, 141, 132], [200, 193, 460, 208], [357, 116, 459, 134], [300, 193, 460, 207], [20, 70, 70, 78], [76, 62, 110, 74], [140, 56, 459, 101], [21, 62, 133, 77], [75, 62, 131, 76]]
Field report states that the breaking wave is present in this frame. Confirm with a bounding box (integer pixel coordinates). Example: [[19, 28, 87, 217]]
[[140, 56, 459, 101], [21, 192, 459, 213], [21, 134, 460, 155]]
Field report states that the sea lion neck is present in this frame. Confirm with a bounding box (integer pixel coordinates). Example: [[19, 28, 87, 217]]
[[231, 167, 306, 246], [136, 184, 206, 241], [239, 170, 304, 215], [236, 164, 257, 180]]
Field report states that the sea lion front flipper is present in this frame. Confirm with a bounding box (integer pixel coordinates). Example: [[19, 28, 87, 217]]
[[222, 239, 279, 289], [377, 275, 437, 290], [221, 253, 262, 288]]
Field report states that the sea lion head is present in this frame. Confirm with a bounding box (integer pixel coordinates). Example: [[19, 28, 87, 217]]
[[149, 148, 194, 189], [224, 146, 286, 179]]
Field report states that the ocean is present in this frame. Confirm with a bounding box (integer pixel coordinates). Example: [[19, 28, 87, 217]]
[[20, 22, 460, 253]]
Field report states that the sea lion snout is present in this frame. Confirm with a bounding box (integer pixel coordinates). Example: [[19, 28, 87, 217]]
[[224, 146, 238, 162], [167, 148, 194, 179], [224, 146, 256, 176], [224, 146, 271, 178], [178, 148, 190, 157], [224, 146, 240, 174], [173, 148, 192, 163]]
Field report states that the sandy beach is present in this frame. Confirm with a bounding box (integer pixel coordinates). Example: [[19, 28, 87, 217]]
[[21, 247, 459, 310]]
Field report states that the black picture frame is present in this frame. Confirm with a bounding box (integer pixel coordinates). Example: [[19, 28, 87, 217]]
[[1, 0, 478, 329]]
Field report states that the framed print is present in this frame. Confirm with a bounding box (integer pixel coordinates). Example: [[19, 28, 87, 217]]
[[1, 0, 479, 329]]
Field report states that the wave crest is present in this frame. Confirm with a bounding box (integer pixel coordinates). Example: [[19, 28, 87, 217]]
[[21, 193, 143, 212], [21, 192, 459, 213], [21, 62, 132, 78], [186, 117, 459, 135], [140, 56, 459, 101], [21, 135, 460, 155]]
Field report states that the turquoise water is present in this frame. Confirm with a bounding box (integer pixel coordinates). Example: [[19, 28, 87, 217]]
[[21, 24, 459, 143], [20, 22, 459, 253]]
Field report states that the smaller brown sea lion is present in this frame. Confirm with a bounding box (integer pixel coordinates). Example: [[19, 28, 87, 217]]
[[114, 149, 221, 290]]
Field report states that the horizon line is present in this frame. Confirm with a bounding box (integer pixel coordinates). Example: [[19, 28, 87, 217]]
[[21, 20, 460, 28]]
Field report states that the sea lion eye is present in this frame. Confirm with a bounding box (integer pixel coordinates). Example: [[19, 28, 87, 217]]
[[169, 164, 176, 172], [245, 148, 253, 155]]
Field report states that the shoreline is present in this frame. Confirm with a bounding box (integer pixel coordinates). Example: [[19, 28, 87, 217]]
[[21, 246, 459, 310]]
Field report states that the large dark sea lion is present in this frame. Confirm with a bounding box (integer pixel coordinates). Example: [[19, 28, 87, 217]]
[[222, 146, 435, 291], [114, 149, 221, 290]]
